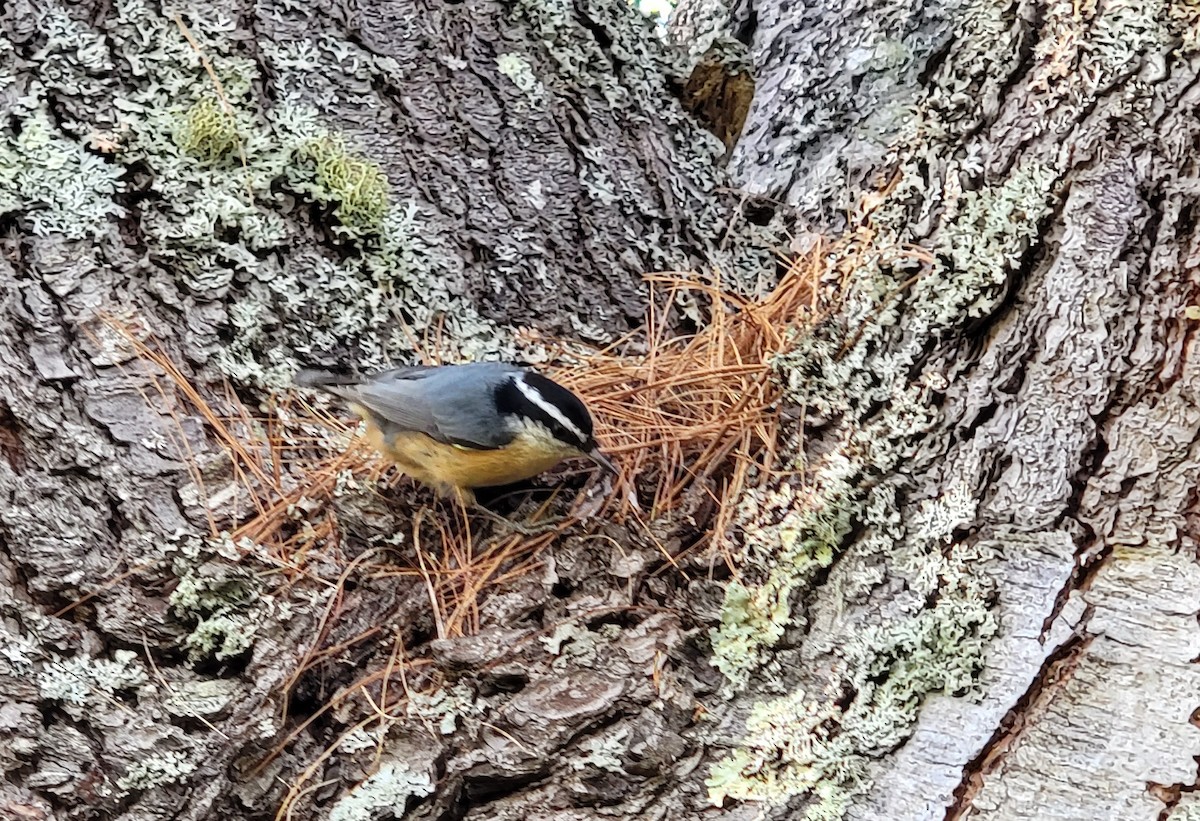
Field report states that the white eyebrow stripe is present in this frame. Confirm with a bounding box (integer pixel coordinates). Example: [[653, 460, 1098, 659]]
[[515, 375, 587, 444]]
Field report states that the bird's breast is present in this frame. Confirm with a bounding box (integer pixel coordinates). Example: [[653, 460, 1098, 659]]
[[379, 429, 571, 490]]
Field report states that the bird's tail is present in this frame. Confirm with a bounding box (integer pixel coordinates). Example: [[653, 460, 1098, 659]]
[[293, 368, 363, 391]]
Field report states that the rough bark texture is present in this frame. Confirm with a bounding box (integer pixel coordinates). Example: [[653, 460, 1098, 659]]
[[710, 0, 1200, 818], [0, 0, 766, 819], [6, 0, 1200, 819]]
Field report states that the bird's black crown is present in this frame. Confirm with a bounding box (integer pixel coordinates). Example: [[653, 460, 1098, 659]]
[[494, 371, 595, 451]]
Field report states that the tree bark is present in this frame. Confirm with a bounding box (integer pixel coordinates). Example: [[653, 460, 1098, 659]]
[[5, 0, 1199, 819], [0, 0, 758, 818], [714, 0, 1200, 818]]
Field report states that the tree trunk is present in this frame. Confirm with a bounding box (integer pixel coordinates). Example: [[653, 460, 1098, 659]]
[[713, 0, 1200, 819], [1, 0, 758, 818], [4, 0, 1198, 819]]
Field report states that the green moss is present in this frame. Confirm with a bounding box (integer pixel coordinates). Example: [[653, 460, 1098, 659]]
[[175, 97, 242, 164], [296, 136, 391, 235], [43, 0, 504, 387]]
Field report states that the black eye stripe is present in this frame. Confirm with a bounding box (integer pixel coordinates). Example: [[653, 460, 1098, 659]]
[[493, 372, 594, 450], [520, 373, 593, 437]]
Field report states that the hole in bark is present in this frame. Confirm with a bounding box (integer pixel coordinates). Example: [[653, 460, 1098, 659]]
[[478, 671, 528, 696], [733, 3, 757, 44], [191, 644, 253, 678], [917, 38, 954, 85], [586, 609, 639, 630], [0, 401, 26, 473], [579, 14, 613, 51], [742, 201, 775, 225], [285, 674, 331, 720], [104, 495, 130, 544], [463, 764, 549, 804]]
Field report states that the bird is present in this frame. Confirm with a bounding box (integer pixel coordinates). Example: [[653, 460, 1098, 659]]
[[294, 362, 617, 512]]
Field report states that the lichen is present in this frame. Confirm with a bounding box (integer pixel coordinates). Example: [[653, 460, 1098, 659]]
[[710, 475, 854, 690], [163, 678, 241, 717], [496, 52, 545, 100], [327, 760, 435, 821], [704, 141, 1052, 814], [404, 683, 481, 735], [182, 614, 259, 662], [929, 158, 1058, 323], [574, 726, 630, 773], [295, 136, 391, 235], [506, 0, 776, 293], [710, 215, 1017, 810], [708, 534, 997, 814], [117, 750, 198, 791], [706, 689, 863, 814], [168, 560, 264, 664], [0, 106, 124, 239], [175, 96, 242, 165], [540, 620, 621, 669], [79, 0, 510, 386], [37, 649, 149, 706]]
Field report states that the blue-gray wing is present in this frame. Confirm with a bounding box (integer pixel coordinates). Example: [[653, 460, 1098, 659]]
[[325, 363, 521, 450]]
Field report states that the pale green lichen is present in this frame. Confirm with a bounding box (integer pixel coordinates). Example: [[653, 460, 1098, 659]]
[[1168, 798, 1200, 821], [0, 107, 123, 239], [404, 683, 482, 735], [708, 537, 996, 813], [496, 52, 545, 100], [540, 620, 621, 669], [708, 363, 996, 812], [80, 0, 509, 387], [930, 158, 1057, 322], [1077, 0, 1167, 88], [175, 96, 242, 164], [707, 689, 862, 813], [169, 563, 264, 664], [574, 727, 630, 773], [338, 727, 385, 754], [710, 479, 853, 689], [117, 750, 198, 791], [710, 579, 792, 688], [296, 136, 391, 235], [182, 614, 260, 663], [328, 760, 435, 821], [506, 0, 775, 294], [37, 649, 149, 706], [163, 678, 241, 717]]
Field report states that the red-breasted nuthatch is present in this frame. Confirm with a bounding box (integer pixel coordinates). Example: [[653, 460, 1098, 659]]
[[295, 362, 617, 506]]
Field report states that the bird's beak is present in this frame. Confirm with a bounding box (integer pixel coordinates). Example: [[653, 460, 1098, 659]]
[[586, 448, 618, 475]]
